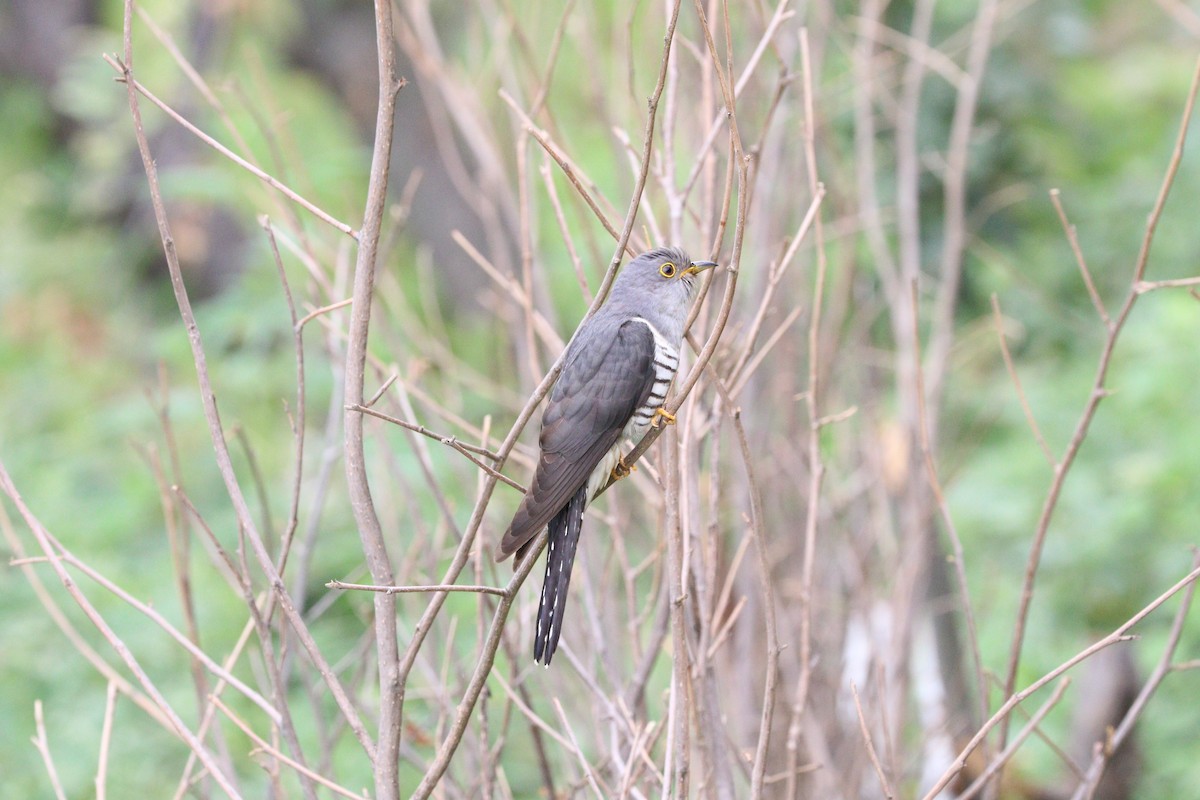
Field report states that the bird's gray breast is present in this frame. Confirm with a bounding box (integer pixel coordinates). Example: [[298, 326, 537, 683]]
[[623, 316, 680, 439]]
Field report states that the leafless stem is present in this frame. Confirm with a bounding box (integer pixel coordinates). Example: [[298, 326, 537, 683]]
[[347, 404, 523, 491], [792, 22, 827, 731], [924, 558, 1200, 798], [851, 683, 894, 799], [990, 295, 1055, 467], [32, 701, 67, 800], [1067, 551, 1200, 800], [912, 283, 988, 735], [212, 697, 370, 800], [100, 55, 355, 239], [1134, 275, 1200, 292], [327, 580, 508, 598], [998, 57, 1200, 750], [340, 1, 405, 793], [409, 538, 545, 798], [94, 682, 117, 800], [1050, 189, 1111, 329], [730, 404, 780, 797], [1, 461, 242, 798], [956, 677, 1072, 800]]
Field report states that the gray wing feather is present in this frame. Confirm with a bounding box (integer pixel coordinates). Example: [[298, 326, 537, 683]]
[[498, 319, 656, 560]]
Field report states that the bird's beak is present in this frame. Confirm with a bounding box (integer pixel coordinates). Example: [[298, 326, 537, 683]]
[[685, 260, 719, 276]]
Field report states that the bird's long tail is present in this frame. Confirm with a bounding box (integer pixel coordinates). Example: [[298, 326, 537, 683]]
[[534, 485, 587, 666]]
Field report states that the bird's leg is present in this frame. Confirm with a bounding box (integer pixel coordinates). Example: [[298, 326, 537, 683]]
[[650, 408, 676, 429], [610, 452, 637, 482]]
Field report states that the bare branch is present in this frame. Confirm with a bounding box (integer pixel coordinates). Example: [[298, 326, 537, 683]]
[[327, 580, 508, 598]]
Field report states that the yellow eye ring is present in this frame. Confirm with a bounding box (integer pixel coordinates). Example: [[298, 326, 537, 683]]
[[659, 262, 677, 278]]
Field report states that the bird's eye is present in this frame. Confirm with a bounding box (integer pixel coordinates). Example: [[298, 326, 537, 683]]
[[659, 262, 677, 278]]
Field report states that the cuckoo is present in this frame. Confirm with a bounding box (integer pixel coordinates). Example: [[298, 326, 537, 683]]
[[497, 247, 718, 665]]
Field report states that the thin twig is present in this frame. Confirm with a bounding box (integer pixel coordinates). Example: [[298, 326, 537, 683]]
[[94, 682, 118, 800], [730, 402, 781, 797], [0, 508, 168, 729], [347, 404, 522, 491], [1134, 275, 1200, 293], [326, 579, 509, 598], [1067, 551, 1200, 800], [296, 298, 354, 332], [100, 55, 356, 239], [1050, 189, 1110, 329], [48, 542, 282, 725], [790, 21, 827, 741], [851, 683, 894, 799], [499, 91, 632, 256], [409, 533, 545, 798], [552, 698, 611, 799], [32, 701, 67, 800], [955, 678, 1072, 800], [990, 295, 1055, 467], [912, 282, 988, 734], [212, 697, 371, 800]]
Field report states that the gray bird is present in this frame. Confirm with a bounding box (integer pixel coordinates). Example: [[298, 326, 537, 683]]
[[496, 247, 717, 665]]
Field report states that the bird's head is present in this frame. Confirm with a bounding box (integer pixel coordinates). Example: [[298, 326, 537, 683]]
[[612, 247, 718, 315]]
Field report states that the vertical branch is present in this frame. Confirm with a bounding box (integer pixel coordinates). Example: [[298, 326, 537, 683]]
[[602, 0, 683, 301], [409, 550, 541, 798], [94, 681, 118, 800], [729, 405, 780, 797], [925, 0, 1000, 414], [913, 284, 989, 746], [853, 0, 899, 298], [342, 1, 405, 795], [663, 423, 693, 799], [896, 0, 936, 286], [792, 21, 827, 726]]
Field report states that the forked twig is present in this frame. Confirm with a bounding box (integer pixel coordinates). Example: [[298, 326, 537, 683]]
[[924, 558, 1200, 798], [997, 56, 1200, 751], [1067, 551, 1200, 800]]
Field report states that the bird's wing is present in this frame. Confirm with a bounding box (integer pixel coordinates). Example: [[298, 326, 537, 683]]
[[497, 318, 656, 560]]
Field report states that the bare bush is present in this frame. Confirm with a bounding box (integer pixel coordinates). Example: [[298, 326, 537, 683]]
[[4, 1, 1200, 798]]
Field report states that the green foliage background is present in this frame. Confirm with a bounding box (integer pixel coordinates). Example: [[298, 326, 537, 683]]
[[1, 0, 1198, 796]]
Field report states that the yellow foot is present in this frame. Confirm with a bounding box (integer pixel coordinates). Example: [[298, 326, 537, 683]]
[[650, 408, 677, 429], [610, 453, 637, 482]]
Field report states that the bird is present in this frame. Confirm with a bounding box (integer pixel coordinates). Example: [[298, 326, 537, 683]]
[[496, 247, 718, 665]]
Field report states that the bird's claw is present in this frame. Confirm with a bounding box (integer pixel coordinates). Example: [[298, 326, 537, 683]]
[[610, 454, 637, 482], [650, 408, 676, 429]]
